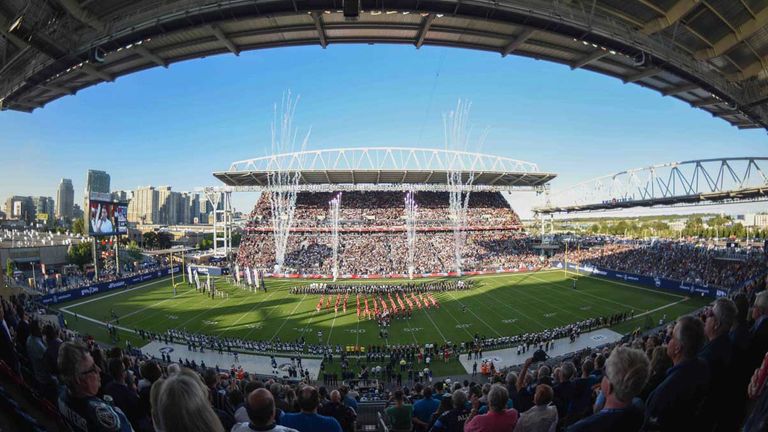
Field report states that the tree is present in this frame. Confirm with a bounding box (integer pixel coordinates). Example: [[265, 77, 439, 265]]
[[67, 242, 92, 267], [142, 232, 159, 249], [157, 232, 173, 249], [72, 217, 87, 236], [5, 258, 14, 283]]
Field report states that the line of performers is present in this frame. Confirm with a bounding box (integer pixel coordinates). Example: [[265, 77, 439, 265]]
[[293, 279, 473, 296], [314, 290, 440, 319]]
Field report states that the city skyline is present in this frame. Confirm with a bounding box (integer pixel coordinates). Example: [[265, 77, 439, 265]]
[[0, 45, 765, 219]]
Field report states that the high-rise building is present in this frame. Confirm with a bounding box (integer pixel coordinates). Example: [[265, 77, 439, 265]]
[[157, 186, 179, 225], [128, 186, 159, 224], [4, 196, 35, 223], [56, 178, 74, 219], [84, 170, 110, 208], [73, 204, 84, 219], [189, 193, 201, 224], [112, 190, 132, 203], [33, 196, 55, 222]]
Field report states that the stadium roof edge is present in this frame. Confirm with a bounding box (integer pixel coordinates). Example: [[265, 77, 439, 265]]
[[213, 148, 556, 189]]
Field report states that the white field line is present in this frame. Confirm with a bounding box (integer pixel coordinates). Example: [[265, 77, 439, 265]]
[[430, 294, 473, 339], [443, 291, 503, 337], [421, 305, 449, 343], [632, 297, 690, 319], [529, 274, 645, 311], [111, 288, 198, 322], [270, 294, 307, 341], [59, 277, 172, 310], [176, 297, 233, 329], [59, 309, 136, 334], [230, 291, 277, 328], [578, 274, 686, 299]]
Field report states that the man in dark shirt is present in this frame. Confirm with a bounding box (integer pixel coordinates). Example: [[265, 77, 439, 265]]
[[645, 316, 709, 432], [57, 341, 133, 432], [567, 347, 649, 432], [319, 390, 357, 432], [429, 390, 471, 432], [103, 358, 151, 432], [699, 298, 737, 432]]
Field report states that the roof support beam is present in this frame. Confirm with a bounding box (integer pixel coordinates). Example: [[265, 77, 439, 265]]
[[209, 24, 240, 55], [415, 14, 435, 49], [662, 83, 699, 96], [692, 97, 722, 107], [56, 0, 105, 32], [694, 5, 768, 59], [310, 12, 327, 48], [623, 67, 662, 83], [501, 28, 535, 57], [80, 63, 113, 82], [38, 84, 74, 96], [641, 0, 700, 35], [134, 45, 168, 68], [727, 55, 767, 81], [570, 49, 608, 70]]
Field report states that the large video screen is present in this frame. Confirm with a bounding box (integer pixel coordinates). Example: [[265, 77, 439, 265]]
[[88, 200, 128, 237]]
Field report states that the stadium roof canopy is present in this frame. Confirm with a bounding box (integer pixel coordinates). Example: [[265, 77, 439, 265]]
[[213, 148, 556, 190], [1, 1, 768, 130]]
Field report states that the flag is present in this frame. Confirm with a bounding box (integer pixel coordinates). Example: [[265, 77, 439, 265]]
[[234, 264, 240, 283], [194, 271, 200, 290], [356, 294, 361, 318], [206, 273, 211, 292], [252, 268, 259, 287], [187, 265, 193, 283], [245, 267, 253, 285]]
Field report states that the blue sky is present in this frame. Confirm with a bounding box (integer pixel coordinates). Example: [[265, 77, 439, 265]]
[[1, 44, 765, 218]]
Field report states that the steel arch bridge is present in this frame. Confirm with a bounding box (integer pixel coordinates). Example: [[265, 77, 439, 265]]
[[535, 157, 768, 214], [2, 0, 768, 130]]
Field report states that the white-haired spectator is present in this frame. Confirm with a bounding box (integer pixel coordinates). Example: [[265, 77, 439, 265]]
[[567, 347, 649, 432], [464, 384, 519, 432], [699, 298, 738, 431], [57, 341, 134, 432], [151, 368, 225, 432], [644, 316, 708, 431]]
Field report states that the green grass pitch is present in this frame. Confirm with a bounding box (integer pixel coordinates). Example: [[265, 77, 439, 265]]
[[53, 270, 710, 360]]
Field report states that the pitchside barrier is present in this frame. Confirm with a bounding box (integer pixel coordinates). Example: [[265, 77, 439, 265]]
[[551, 261, 726, 299], [38, 266, 181, 305]]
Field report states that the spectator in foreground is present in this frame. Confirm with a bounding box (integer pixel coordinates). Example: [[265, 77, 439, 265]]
[[413, 386, 440, 432], [429, 389, 470, 432], [319, 390, 357, 432], [280, 386, 342, 432], [514, 384, 558, 432], [103, 357, 150, 432], [567, 347, 649, 432], [699, 298, 737, 431], [464, 384, 519, 432], [385, 390, 413, 432], [232, 388, 298, 432], [644, 316, 708, 431], [151, 368, 224, 432], [57, 341, 133, 432]]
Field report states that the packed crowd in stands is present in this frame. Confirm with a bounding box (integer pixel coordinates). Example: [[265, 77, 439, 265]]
[[237, 231, 540, 275], [246, 192, 522, 229], [2, 277, 768, 432], [290, 280, 474, 295], [25, 257, 171, 295], [554, 239, 766, 289]]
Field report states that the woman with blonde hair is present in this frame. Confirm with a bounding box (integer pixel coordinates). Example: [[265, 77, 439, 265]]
[[151, 369, 224, 432]]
